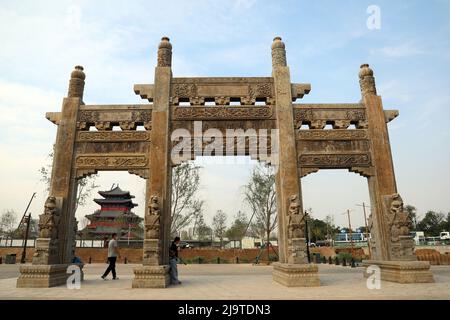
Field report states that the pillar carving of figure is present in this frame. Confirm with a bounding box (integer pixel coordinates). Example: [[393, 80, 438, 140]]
[[286, 195, 308, 264], [33, 196, 61, 265], [37, 196, 60, 239], [143, 195, 161, 266], [383, 193, 415, 260], [287, 195, 305, 239], [145, 195, 161, 239]]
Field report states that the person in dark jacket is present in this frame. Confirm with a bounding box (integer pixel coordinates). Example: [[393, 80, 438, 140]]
[[169, 236, 181, 285]]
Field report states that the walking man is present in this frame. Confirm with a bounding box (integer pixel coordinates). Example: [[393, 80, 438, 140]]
[[101, 233, 119, 280], [169, 236, 182, 285]]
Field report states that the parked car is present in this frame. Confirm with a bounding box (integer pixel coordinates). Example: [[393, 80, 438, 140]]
[[180, 242, 192, 249], [440, 231, 450, 241]]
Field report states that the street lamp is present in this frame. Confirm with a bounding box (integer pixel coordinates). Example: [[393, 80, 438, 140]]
[[304, 210, 311, 263]]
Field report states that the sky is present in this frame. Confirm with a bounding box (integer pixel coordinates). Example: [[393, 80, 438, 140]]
[[0, 0, 449, 231]]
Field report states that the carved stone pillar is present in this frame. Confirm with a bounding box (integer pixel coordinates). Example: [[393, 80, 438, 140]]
[[271, 37, 319, 287], [133, 37, 173, 288], [361, 64, 433, 283], [17, 66, 85, 288]]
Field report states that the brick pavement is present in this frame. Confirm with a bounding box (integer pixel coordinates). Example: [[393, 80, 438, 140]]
[[0, 264, 449, 300]]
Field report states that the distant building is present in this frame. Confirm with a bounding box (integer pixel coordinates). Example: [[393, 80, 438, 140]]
[[80, 185, 143, 240]]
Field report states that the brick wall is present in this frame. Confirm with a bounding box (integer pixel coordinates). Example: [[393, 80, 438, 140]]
[[2, 246, 448, 264], [0, 247, 275, 264]]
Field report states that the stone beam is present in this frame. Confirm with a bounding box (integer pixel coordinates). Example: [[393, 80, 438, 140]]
[[384, 109, 399, 123], [134, 84, 154, 102]]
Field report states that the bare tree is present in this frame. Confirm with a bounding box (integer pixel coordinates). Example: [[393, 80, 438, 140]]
[[170, 162, 204, 237], [244, 164, 277, 247], [39, 148, 99, 214], [212, 210, 227, 248], [192, 211, 212, 241]]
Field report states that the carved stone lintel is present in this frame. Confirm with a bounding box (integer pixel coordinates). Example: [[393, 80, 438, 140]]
[[349, 166, 375, 177], [75, 154, 148, 169], [172, 106, 274, 120], [128, 169, 149, 180], [299, 154, 371, 168], [76, 169, 98, 179], [297, 130, 368, 140], [300, 167, 320, 178], [76, 131, 151, 142]]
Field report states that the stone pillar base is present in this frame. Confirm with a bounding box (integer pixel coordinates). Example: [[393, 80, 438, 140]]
[[16, 263, 84, 288], [272, 262, 320, 287], [132, 265, 170, 288], [362, 260, 434, 283]]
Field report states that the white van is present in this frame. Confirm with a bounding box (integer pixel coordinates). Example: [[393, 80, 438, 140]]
[[440, 231, 450, 241]]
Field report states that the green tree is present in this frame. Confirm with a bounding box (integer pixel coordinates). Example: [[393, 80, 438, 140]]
[[171, 162, 204, 237], [416, 211, 445, 237], [405, 205, 418, 229], [193, 212, 212, 241], [13, 217, 39, 239], [225, 211, 248, 246], [212, 210, 227, 248], [39, 148, 99, 213]]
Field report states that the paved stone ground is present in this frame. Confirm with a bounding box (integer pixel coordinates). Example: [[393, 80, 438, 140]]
[[1, 263, 449, 300]]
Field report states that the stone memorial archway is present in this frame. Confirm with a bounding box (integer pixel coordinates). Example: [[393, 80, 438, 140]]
[[16, 37, 434, 288]]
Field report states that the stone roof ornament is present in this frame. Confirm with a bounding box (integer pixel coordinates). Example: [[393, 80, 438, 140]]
[[271, 36, 287, 68], [157, 36, 172, 67], [68, 65, 85, 99], [359, 63, 377, 96]]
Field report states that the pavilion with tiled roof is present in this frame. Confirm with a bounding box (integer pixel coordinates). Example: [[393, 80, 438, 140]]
[[80, 184, 143, 240]]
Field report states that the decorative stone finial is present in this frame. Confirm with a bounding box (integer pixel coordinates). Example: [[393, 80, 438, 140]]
[[157, 36, 172, 67], [359, 63, 377, 96], [271, 36, 287, 68], [68, 65, 85, 99]]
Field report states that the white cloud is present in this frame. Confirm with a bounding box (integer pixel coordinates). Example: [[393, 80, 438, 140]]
[[370, 41, 425, 58]]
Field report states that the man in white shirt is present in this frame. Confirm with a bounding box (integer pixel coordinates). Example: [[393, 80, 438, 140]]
[[101, 233, 120, 280]]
